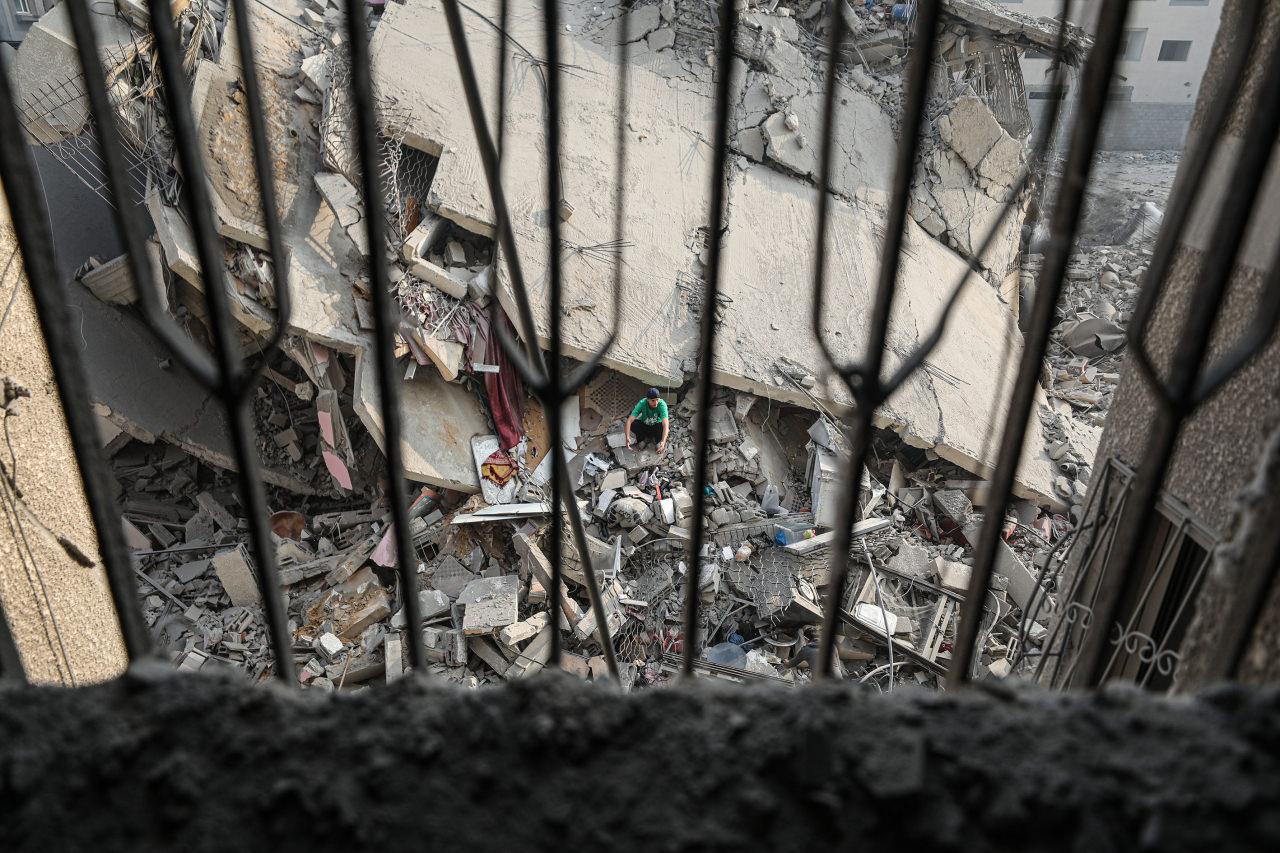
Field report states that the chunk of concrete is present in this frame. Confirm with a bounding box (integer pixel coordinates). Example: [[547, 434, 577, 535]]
[[314, 632, 343, 662], [937, 94, 1004, 174], [707, 403, 739, 442], [458, 575, 520, 635], [647, 26, 675, 52], [353, 347, 485, 492], [499, 612, 550, 648], [212, 546, 258, 607], [889, 541, 932, 579], [419, 336, 466, 382], [340, 588, 391, 639], [935, 557, 972, 594], [431, 555, 476, 599]]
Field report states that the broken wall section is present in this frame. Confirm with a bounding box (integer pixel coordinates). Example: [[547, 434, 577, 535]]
[[911, 91, 1027, 286]]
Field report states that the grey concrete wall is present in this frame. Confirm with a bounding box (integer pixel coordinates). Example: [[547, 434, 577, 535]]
[[1028, 99, 1196, 152], [1078, 0, 1280, 687], [0, 177, 127, 685], [2, 666, 1279, 851]]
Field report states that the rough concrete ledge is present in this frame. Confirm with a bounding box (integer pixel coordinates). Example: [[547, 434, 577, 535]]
[[2, 666, 1278, 851]]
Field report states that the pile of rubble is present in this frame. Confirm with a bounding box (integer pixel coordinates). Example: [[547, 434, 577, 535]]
[[118, 363, 1065, 690], [12, 0, 1122, 690], [1021, 151, 1180, 510]]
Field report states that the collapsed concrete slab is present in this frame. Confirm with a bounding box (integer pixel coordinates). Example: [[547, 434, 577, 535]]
[[352, 345, 486, 493], [367, 0, 1058, 505], [69, 285, 315, 494], [145, 190, 278, 339], [187, 1, 310, 250], [717, 164, 1059, 506], [371, 0, 707, 388], [278, 166, 369, 356]]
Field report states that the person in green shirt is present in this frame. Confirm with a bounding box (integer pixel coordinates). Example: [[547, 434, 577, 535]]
[[625, 388, 669, 452]]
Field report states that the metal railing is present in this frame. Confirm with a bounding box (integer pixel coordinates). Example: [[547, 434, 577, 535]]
[[1, 0, 1278, 690]]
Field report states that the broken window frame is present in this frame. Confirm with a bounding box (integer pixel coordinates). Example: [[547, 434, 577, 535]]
[[1036, 459, 1216, 692]]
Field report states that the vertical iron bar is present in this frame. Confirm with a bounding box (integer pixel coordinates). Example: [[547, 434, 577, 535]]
[[680, 0, 740, 677], [544, 0, 637, 682], [0, 53, 151, 664], [815, 0, 944, 677], [143, 0, 293, 683], [343, 0, 426, 670], [495, 0, 510, 167], [440, 0, 549, 376], [543, 0, 567, 667], [947, 0, 1136, 687], [808, 0, 850, 374], [437, 2, 625, 673]]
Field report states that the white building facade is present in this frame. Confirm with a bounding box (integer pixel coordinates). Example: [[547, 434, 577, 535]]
[[1002, 0, 1224, 150]]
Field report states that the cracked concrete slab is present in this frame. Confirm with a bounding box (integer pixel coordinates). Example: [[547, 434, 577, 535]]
[[371, 0, 1057, 505], [371, 0, 708, 388], [189, 1, 309, 251], [716, 164, 1060, 507], [68, 285, 314, 494]]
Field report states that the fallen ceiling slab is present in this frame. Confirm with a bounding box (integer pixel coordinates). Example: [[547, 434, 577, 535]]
[[370, 0, 1061, 506], [716, 163, 1058, 506], [188, 1, 309, 251], [371, 0, 708, 389], [352, 347, 487, 493], [69, 285, 316, 495]]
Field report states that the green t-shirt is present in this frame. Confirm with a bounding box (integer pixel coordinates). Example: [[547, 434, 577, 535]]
[[630, 398, 668, 426]]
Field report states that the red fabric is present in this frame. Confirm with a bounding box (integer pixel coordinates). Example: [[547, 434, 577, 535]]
[[466, 306, 525, 450]]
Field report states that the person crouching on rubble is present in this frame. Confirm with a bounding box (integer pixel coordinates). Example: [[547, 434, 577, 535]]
[[625, 388, 669, 453]]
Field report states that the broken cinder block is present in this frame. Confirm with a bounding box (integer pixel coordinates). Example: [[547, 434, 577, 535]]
[[211, 545, 259, 607], [314, 632, 343, 662], [934, 557, 973, 594]]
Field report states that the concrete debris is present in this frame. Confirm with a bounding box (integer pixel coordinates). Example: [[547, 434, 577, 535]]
[[211, 546, 259, 607], [458, 575, 519, 635], [23, 0, 1134, 692]]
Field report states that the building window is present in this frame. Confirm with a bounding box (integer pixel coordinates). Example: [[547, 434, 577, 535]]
[[1169, 1, 1209, 6], [1158, 40, 1193, 62], [1119, 29, 1147, 62], [1046, 460, 1217, 692], [14, 0, 34, 15]]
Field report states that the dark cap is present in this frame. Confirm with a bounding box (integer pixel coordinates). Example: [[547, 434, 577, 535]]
[[647, 388, 660, 398]]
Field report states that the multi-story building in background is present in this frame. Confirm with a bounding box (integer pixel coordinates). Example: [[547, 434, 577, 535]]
[[1, 0, 58, 47], [1004, 0, 1224, 150]]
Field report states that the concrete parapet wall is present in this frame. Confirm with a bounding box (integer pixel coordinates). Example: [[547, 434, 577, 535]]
[[1, 667, 1278, 851]]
